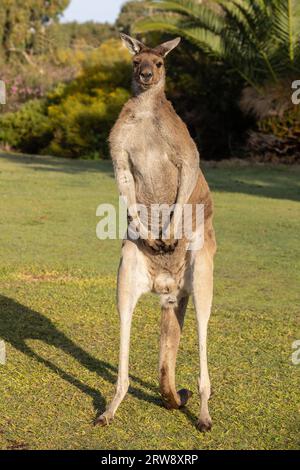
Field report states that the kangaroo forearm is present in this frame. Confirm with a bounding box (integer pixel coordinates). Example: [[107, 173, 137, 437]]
[[114, 166, 152, 239], [174, 146, 199, 200], [173, 163, 199, 229], [116, 170, 138, 214], [112, 154, 139, 218]]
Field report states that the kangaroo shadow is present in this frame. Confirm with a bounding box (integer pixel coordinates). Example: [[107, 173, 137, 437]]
[[0, 295, 166, 422]]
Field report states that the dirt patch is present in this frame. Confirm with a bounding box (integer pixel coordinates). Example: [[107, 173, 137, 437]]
[[16, 272, 74, 283]]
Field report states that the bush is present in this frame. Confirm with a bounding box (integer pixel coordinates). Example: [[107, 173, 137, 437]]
[[0, 40, 131, 159], [164, 45, 253, 160], [0, 99, 52, 154], [240, 81, 300, 161], [246, 108, 300, 162], [0, 63, 77, 114], [47, 86, 130, 158]]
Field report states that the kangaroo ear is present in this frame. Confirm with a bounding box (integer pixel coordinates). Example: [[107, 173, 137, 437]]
[[120, 33, 146, 55], [154, 37, 181, 57]]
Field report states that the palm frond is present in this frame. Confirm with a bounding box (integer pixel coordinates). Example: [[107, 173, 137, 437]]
[[133, 0, 300, 88], [143, 0, 215, 21], [133, 14, 223, 56], [272, 0, 300, 63], [142, 0, 224, 33]]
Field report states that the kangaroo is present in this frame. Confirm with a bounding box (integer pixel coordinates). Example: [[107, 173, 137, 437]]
[[95, 34, 216, 432]]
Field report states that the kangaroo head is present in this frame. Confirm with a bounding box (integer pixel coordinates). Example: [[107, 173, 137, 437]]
[[120, 34, 181, 92]]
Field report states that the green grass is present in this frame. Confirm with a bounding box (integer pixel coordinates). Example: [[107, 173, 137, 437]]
[[0, 153, 299, 450]]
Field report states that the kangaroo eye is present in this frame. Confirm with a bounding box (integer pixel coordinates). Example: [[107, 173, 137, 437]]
[[133, 61, 140, 67], [156, 62, 163, 68]]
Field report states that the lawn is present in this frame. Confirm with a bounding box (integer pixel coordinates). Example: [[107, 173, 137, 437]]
[[0, 153, 299, 450]]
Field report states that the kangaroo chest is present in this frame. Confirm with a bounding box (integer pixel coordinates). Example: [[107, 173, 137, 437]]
[[122, 112, 179, 205]]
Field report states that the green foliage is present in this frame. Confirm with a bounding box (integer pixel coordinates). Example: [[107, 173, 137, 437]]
[[47, 85, 130, 159], [252, 107, 300, 160], [165, 39, 254, 159], [0, 40, 132, 158], [117, 1, 151, 34], [134, 0, 300, 89], [0, 0, 70, 61], [259, 108, 300, 139], [41, 21, 117, 55], [0, 99, 52, 153], [133, 0, 300, 159]]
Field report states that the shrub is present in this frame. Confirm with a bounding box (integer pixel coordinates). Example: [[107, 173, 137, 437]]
[[46, 87, 130, 158], [44, 40, 131, 158], [0, 40, 131, 159], [0, 99, 52, 154], [240, 81, 300, 161], [0, 63, 77, 113], [247, 108, 300, 162]]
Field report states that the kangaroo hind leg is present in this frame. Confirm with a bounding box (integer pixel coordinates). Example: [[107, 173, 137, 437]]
[[95, 239, 151, 426], [193, 247, 214, 432], [159, 295, 193, 409]]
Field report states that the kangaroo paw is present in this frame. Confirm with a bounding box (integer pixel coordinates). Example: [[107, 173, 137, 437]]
[[94, 411, 114, 427], [178, 388, 193, 407], [197, 417, 212, 432]]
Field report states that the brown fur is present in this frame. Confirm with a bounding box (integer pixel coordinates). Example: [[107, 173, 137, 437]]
[[96, 35, 216, 432]]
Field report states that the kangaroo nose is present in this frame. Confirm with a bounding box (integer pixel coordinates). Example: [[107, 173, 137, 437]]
[[140, 71, 153, 81]]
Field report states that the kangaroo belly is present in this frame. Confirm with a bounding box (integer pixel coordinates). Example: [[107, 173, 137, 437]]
[[135, 167, 178, 206], [131, 149, 178, 206]]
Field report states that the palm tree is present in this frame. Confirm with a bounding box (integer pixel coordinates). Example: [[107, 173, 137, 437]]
[[134, 1, 300, 159], [133, 0, 300, 92]]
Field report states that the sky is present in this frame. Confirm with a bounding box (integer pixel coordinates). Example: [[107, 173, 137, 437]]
[[62, 0, 126, 24]]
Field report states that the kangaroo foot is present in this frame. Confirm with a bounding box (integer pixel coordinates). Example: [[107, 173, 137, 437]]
[[178, 388, 193, 407], [197, 416, 212, 432], [162, 388, 193, 410], [94, 411, 114, 427]]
